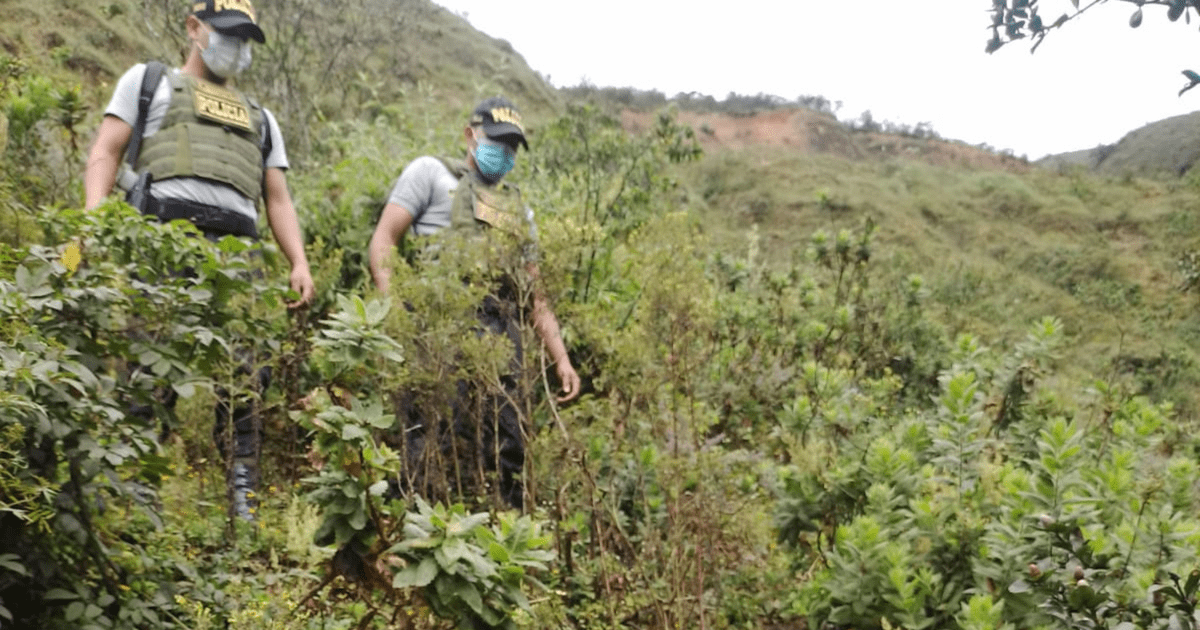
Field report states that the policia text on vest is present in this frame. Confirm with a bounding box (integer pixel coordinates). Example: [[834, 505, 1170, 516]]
[[121, 63, 270, 239]]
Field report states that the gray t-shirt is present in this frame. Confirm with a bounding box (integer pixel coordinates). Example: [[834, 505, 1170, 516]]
[[386, 156, 461, 236], [105, 63, 288, 221]]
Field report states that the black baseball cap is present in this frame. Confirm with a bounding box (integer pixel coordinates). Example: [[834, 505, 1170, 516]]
[[470, 96, 528, 150], [192, 0, 265, 43]]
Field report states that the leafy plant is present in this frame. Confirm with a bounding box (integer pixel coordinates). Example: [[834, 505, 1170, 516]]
[[389, 499, 554, 630]]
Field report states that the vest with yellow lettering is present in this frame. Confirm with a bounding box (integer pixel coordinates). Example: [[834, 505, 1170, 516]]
[[135, 72, 265, 201], [431, 156, 537, 305], [435, 157, 533, 239]]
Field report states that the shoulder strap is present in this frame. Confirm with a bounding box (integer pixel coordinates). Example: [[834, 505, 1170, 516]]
[[436, 156, 470, 179], [260, 109, 273, 164], [124, 61, 166, 168]]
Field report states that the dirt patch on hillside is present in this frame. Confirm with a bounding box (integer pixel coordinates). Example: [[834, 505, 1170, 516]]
[[621, 108, 1031, 173]]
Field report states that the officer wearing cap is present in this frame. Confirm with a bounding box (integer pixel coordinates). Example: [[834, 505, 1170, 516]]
[[367, 96, 580, 508], [83, 0, 314, 519]]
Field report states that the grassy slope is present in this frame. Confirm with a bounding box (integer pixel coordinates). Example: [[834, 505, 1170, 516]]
[[686, 146, 1200, 414], [2, 0, 561, 147], [1095, 111, 1200, 177], [11, 0, 1200, 424]]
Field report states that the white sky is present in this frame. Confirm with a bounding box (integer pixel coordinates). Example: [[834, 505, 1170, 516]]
[[433, 0, 1200, 160]]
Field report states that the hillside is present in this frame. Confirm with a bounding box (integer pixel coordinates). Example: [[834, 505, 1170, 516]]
[[622, 108, 1031, 172], [10, 0, 1200, 471], [8, 0, 1200, 492], [7, 3, 1200, 630], [1038, 110, 1200, 177], [0, 0, 561, 162]]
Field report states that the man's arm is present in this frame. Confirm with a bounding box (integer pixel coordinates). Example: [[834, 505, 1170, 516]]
[[527, 262, 581, 402], [262, 167, 315, 307], [368, 202, 415, 293], [84, 115, 133, 210]]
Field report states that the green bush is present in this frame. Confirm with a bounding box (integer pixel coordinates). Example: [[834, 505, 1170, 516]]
[[779, 319, 1200, 629]]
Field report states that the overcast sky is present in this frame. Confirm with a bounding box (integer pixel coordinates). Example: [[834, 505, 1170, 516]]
[[433, 0, 1200, 160]]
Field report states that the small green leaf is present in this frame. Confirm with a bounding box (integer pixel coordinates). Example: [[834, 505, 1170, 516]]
[[172, 381, 196, 398], [488, 542, 511, 563], [1186, 569, 1200, 596], [44, 588, 79, 601], [65, 601, 85, 622]]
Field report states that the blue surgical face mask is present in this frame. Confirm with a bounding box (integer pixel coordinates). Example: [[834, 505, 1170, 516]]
[[473, 135, 516, 184]]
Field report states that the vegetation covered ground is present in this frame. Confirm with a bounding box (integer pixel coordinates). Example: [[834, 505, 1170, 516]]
[[3, 1, 1200, 629]]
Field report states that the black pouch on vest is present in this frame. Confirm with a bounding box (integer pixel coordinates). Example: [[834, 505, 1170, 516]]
[[125, 171, 159, 216]]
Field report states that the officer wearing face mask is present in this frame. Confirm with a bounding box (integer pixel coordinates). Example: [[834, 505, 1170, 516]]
[[84, 0, 314, 520], [367, 96, 581, 509]]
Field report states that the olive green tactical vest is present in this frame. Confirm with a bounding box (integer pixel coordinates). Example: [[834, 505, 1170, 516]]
[[437, 157, 533, 240], [433, 157, 537, 305], [136, 72, 265, 201]]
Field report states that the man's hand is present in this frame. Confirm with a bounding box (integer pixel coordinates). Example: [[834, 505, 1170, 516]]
[[288, 263, 315, 308], [373, 268, 391, 294], [555, 360, 581, 403]]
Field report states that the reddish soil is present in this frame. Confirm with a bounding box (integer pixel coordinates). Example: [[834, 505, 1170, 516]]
[[621, 108, 1031, 173]]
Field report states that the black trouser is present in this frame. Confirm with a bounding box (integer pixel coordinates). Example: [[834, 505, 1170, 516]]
[[128, 363, 268, 464], [395, 296, 527, 509]]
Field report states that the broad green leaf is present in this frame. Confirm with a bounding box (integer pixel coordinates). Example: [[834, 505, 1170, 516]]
[[393, 555, 439, 588], [446, 577, 484, 615], [367, 413, 396, 430], [0, 555, 28, 576], [450, 513, 490, 535], [349, 507, 368, 531], [341, 424, 368, 441]]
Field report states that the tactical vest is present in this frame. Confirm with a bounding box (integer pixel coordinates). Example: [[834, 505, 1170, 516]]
[[426, 157, 537, 306], [437, 157, 535, 241], [135, 72, 265, 201]]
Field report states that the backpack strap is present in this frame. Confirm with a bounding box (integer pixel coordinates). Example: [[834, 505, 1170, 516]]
[[124, 61, 166, 168]]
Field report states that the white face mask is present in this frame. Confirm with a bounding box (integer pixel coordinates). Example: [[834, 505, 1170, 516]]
[[199, 28, 252, 79]]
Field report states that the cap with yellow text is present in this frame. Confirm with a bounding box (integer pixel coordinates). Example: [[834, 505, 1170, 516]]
[[470, 96, 528, 150], [192, 0, 265, 43]]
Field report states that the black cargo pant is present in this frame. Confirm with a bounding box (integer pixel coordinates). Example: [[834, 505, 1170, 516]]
[[395, 295, 527, 509]]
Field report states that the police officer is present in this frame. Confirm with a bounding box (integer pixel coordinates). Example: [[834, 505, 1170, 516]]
[[83, 0, 314, 519], [367, 96, 580, 508]]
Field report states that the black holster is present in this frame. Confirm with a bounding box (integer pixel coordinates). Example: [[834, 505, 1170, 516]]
[[125, 171, 156, 216]]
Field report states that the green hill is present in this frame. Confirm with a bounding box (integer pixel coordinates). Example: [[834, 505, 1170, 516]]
[[5, 2, 1200, 630], [1038, 110, 1200, 177]]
